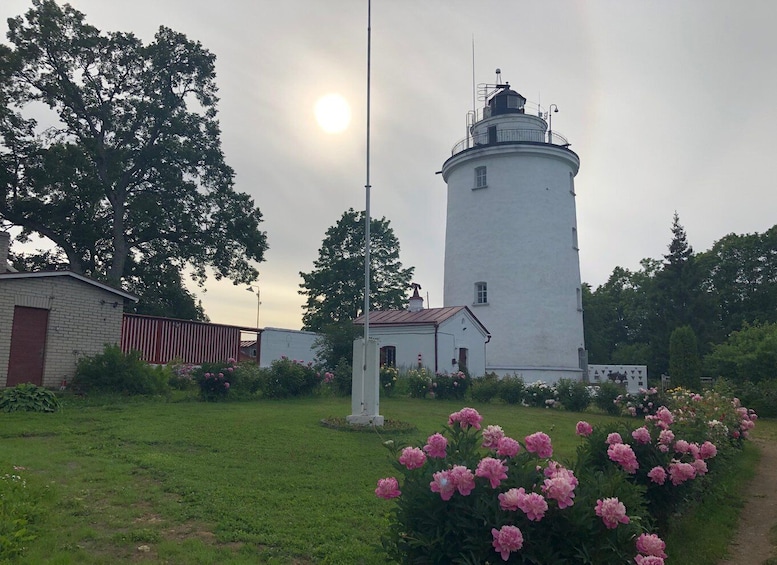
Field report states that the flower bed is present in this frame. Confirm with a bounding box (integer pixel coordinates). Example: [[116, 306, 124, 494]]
[[375, 395, 756, 563]]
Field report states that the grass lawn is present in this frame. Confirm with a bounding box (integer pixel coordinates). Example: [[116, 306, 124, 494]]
[[0, 395, 768, 564]]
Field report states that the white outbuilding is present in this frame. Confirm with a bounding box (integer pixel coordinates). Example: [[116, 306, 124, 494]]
[[353, 288, 490, 377], [440, 76, 586, 382]]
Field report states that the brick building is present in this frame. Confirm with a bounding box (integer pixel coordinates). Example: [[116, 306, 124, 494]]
[[0, 231, 137, 388]]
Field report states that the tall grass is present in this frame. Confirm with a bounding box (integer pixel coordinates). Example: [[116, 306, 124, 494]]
[[0, 395, 769, 563]]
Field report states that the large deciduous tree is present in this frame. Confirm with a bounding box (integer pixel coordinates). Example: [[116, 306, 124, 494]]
[[0, 1, 267, 318], [299, 208, 414, 332]]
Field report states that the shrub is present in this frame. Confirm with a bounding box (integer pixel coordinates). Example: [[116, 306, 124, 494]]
[[380, 365, 399, 396], [259, 357, 320, 399], [614, 387, 668, 418], [167, 359, 197, 391], [72, 345, 170, 395], [556, 378, 591, 412], [331, 359, 352, 397], [498, 374, 526, 405], [730, 378, 777, 418], [192, 359, 236, 401], [430, 371, 468, 400], [0, 383, 61, 413], [470, 373, 501, 403], [594, 382, 624, 415], [376, 407, 655, 564], [406, 368, 433, 399], [523, 380, 557, 408], [575, 389, 756, 531]]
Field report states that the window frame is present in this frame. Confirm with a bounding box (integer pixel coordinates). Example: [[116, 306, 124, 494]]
[[475, 281, 488, 305], [474, 166, 488, 189]]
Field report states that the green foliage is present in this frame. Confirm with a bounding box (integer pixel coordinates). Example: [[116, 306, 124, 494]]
[[703, 321, 777, 383], [258, 357, 320, 399], [379, 408, 653, 564], [313, 321, 360, 369], [669, 325, 701, 390], [331, 358, 353, 397], [0, 383, 61, 413], [72, 345, 170, 395], [556, 378, 591, 412], [594, 382, 624, 415], [380, 365, 399, 396], [470, 373, 502, 403], [0, 469, 45, 561], [499, 374, 527, 405], [167, 360, 198, 391], [192, 359, 236, 401], [429, 370, 468, 400], [523, 380, 557, 407], [406, 368, 434, 399], [299, 208, 414, 331], [729, 378, 777, 418], [0, 0, 267, 314]]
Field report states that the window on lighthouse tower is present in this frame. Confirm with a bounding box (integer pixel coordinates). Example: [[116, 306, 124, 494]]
[[475, 282, 488, 305], [474, 166, 487, 189]]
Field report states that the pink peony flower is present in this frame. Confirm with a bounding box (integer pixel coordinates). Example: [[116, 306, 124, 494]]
[[632, 426, 652, 445], [595, 497, 630, 529], [449, 465, 476, 496], [398, 447, 427, 470], [700, 441, 717, 459], [575, 421, 593, 436], [476, 457, 508, 488], [655, 406, 674, 429], [544, 461, 579, 487], [525, 432, 553, 458], [542, 476, 576, 508], [224, 381, 230, 389], [498, 488, 523, 511], [635, 533, 667, 558], [430, 470, 456, 500], [516, 489, 548, 521], [448, 407, 483, 430], [668, 461, 696, 486], [674, 439, 690, 454], [692, 458, 708, 476], [496, 437, 521, 458], [635, 556, 665, 565], [658, 429, 675, 445], [607, 442, 639, 473], [482, 425, 505, 449], [647, 466, 667, 485], [606, 432, 623, 445], [375, 477, 401, 499], [491, 525, 524, 561], [423, 433, 448, 459]]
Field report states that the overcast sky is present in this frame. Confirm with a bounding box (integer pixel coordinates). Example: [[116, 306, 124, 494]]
[[3, 0, 776, 331]]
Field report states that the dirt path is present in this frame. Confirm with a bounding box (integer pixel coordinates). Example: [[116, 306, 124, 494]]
[[718, 438, 777, 565]]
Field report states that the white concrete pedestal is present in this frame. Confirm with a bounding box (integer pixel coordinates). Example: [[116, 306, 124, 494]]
[[346, 338, 384, 426]]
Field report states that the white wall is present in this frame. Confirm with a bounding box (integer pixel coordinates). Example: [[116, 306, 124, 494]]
[[259, 328, 319, 367]]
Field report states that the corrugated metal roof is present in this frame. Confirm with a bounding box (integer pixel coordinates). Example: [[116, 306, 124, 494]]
[[354, 306, 490, 337], [353, 306, 465, 326]]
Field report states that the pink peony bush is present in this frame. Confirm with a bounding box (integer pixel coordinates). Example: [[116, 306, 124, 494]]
[[377, 408, 655, 564]]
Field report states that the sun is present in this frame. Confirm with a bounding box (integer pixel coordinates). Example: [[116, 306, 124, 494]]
[[314, 93, 352, 134]]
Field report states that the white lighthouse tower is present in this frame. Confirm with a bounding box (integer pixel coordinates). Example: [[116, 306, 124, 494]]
[[440, 74, 585, 382]]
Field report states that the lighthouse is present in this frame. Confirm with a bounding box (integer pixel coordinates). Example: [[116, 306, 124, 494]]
[[440, 74, 586, 382]]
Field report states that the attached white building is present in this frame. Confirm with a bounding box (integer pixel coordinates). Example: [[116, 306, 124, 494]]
[[353, 290, 490, 376], [440, 78, 586, 382]]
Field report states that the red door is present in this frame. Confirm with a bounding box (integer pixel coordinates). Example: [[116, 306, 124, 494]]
[[7, 306, 49, 387]]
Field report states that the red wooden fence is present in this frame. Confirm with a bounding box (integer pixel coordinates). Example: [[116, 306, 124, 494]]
[[121, 314, 252, 365]]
